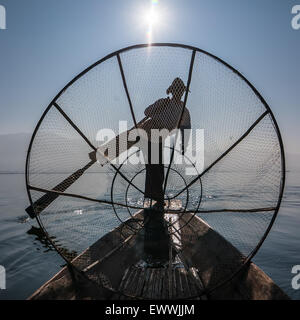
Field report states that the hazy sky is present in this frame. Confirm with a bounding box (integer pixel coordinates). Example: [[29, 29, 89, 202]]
[[0, 0, 299, 154]]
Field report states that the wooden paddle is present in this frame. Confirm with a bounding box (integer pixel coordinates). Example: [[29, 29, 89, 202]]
[[26, 117, 149, 219]]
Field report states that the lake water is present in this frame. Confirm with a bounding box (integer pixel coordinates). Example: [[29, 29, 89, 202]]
[[0, 172, 299, 300]]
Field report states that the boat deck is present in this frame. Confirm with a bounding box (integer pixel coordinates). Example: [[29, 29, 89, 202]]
[[28, 212, 290, 300], [111, 266, 205, 300]]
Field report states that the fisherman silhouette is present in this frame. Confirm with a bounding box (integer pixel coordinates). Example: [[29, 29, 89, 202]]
[[90, 77, 191, 264], [142, 77, 191, 208], [142, 77, 191, 264]]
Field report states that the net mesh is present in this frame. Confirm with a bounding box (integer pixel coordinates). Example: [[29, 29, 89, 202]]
[[26, 44, 284, 298]]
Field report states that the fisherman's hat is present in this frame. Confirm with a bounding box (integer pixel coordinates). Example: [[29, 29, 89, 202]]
[[167, 77, 190, 94]]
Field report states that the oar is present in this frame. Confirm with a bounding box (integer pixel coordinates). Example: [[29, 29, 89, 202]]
[[26, 117, 149, 219], [94, 116, 149, 164], [26, 160, 96, 218]]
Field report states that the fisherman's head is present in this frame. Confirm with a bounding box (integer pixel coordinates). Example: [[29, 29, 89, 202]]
[[166, 77, 189, 100]]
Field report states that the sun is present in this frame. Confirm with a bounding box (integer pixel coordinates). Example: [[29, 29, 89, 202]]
[[144, 0, 161, 44], [145, 7, 160, 26], [135, 0, 165, 44]]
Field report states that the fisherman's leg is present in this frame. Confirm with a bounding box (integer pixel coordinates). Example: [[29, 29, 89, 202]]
[[144, 142, 169, 263], [144, 141, 164, 204], [144, 164, 164, 205]]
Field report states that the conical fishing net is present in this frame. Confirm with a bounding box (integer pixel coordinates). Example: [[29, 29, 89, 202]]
[[26, 44, 285, 299]]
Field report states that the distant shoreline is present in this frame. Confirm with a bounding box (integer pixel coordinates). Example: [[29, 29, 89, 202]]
[[0, 172, 25, 174]]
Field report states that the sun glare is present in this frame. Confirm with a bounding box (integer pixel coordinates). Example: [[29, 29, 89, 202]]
[[145, 9, 160, 26], [144, 0, 161, 44], [134, 0, 167, 45]]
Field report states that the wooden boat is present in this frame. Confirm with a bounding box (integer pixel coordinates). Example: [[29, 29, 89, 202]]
[[28, 209, 289, 300]]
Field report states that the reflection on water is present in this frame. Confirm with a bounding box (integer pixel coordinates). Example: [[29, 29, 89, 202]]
[[0, 172, 299, 300], [27, 226, 54, 252], [26, 226, 78, 260]]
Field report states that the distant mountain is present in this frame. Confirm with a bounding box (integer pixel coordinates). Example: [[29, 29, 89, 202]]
[[0, 132, 95, 174], [0, 132, 299, 173], [0, 133, 31, 173], [286, 153, 300, 172]]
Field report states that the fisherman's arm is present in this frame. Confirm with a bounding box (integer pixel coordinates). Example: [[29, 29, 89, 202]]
[[144, 98, 169, 117]]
